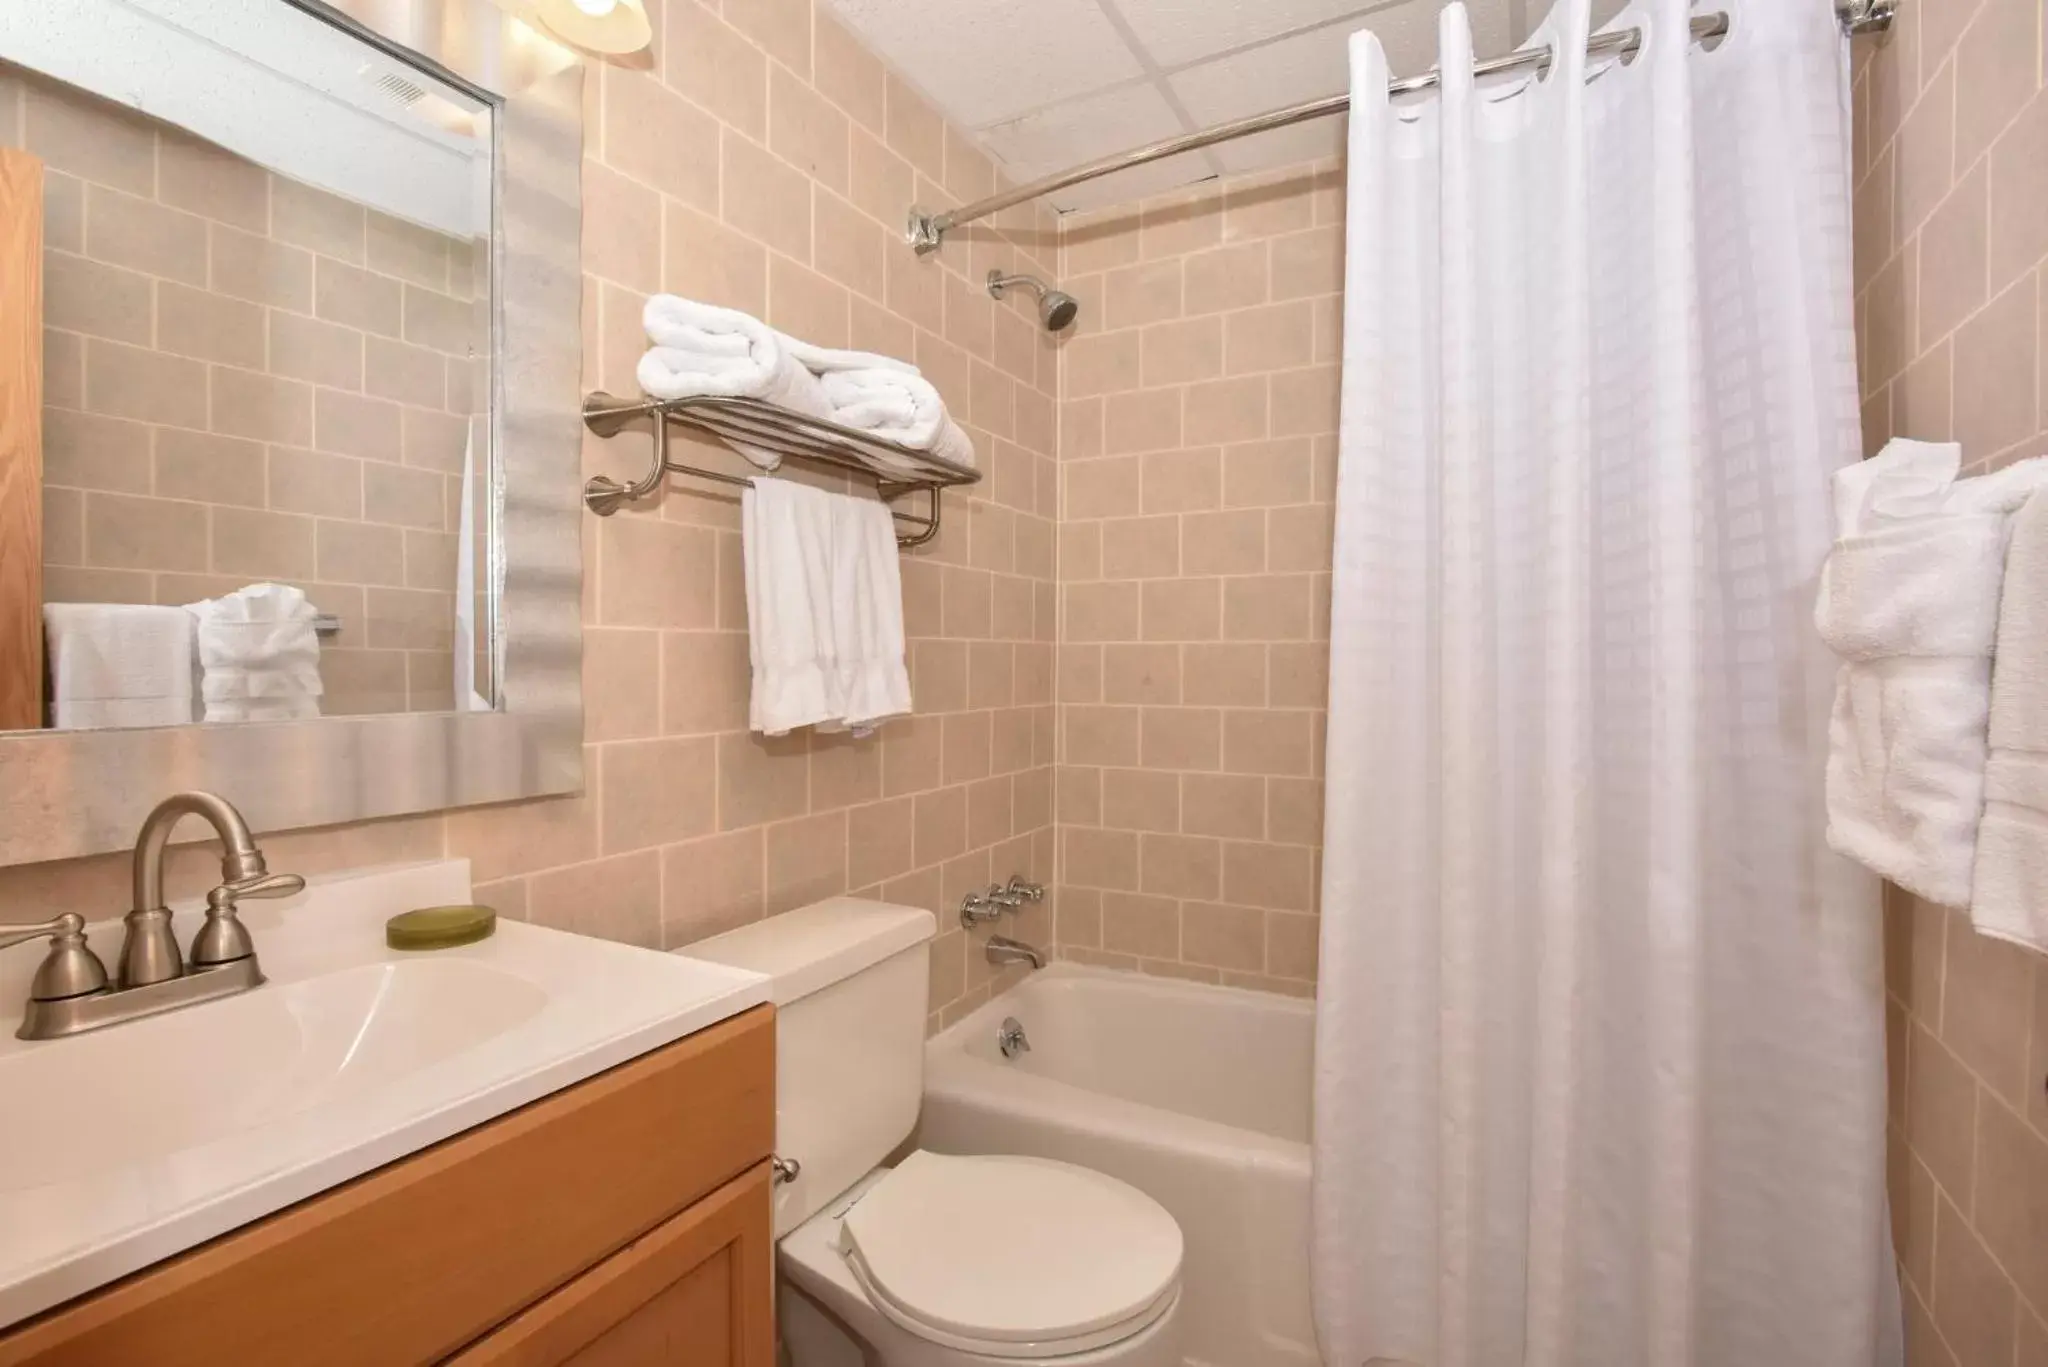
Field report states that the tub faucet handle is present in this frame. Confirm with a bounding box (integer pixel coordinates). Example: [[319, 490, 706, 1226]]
[[1003, 875, 1045, 904], [960, 886, 1010, 928]]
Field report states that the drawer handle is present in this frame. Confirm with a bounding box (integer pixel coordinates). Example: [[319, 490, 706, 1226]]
[[772, 1155, 801, 1185]]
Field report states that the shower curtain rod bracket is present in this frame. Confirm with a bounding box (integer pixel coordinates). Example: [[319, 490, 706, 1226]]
[[905, 2, 1894, 257], [907, 206, 946, 257]]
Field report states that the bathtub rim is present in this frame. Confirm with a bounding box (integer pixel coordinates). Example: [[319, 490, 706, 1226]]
[[922, 962, 1314, 1164]]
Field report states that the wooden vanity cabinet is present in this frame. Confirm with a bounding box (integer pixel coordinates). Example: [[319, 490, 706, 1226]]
[[448, 1161, 771, 1366], [0, 1006, 776, 1367]]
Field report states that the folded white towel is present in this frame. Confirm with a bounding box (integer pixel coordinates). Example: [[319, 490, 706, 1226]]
[[1972, 492, 2048, 950], [1816, 439, 2048, 906], [637, 296, 834, 470], [41, 603, 196, 729], [742, 478, 911, 736], [184, 583, 324, 723], [814, 367, 977, 472]]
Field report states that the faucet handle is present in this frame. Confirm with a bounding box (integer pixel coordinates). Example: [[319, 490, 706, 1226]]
[[190, 871, 302, 970], [1003, 875, 1045, 905], [222, 871, 305, 901], [960, 886, 1009, 928], [0, 913, 110, 1003]]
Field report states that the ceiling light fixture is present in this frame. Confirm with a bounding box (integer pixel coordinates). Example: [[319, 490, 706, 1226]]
[[483, 0, 651, 60]]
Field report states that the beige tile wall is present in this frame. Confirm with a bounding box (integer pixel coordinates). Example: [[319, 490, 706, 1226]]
[[0, 65, 481, 716], [1048, 165, 1343, 997], [1854, 0, 2048, 1361], [0, 0, 1060, 1030]]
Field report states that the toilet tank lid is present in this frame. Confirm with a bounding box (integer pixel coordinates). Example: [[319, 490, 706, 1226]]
[[678, 898, 936, 1006]]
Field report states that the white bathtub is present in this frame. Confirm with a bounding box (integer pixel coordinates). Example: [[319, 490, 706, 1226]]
[[920, 964, 1321, 1367]]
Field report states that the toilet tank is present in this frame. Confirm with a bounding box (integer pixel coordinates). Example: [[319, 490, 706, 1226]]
[[682, 897, 934, 1236]]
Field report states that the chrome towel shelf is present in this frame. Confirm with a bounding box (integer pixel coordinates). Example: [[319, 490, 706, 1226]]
[[579, 392, 981, 549]]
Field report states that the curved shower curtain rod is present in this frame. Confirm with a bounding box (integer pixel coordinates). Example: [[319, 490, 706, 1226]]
[[905, 0, 1896, 256]]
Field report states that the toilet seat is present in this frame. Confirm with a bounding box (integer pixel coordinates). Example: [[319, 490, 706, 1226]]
[[837, 1151, 1183, 1361]]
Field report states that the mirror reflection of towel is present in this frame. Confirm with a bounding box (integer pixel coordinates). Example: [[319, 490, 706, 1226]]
[[42, 603, 196, 730], [183, 583, 324, 722]]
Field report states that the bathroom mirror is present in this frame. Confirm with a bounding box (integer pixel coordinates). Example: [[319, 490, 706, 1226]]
[[0, 0, 584, 862]]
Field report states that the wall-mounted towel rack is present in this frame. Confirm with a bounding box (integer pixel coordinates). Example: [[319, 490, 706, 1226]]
[[579, 392, 981, 548]]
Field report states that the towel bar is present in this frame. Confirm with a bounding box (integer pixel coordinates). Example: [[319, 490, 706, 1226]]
[[579, 391, 981, 549]]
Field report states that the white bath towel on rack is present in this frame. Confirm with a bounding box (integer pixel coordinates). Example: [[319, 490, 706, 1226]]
[[742, 478, 911, 736], [813, 367, 976, 472], [1815, 439, 2048, 906], [637, 296, 834, 470], [778, 336, 919, 377]]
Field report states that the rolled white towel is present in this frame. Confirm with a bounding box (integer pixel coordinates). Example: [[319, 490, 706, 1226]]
[[637, 296, 834, 470], [779, 335, 919, 378], [814, 367, 976, 472]]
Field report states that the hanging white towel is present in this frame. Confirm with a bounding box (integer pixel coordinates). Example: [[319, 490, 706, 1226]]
[[743, 478, 843, 734], [42, 603, 196, 729], [741, 478, 911, 736], [829, 491, 913, 732], [184, 583, 324, 722], [637, 296, 834, 470], [1815, 439, 2048, 906], [1971, 492, 2048, 950]]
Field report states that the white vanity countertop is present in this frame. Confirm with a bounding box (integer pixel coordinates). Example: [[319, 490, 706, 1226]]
[[0, 859, 770, 1330]]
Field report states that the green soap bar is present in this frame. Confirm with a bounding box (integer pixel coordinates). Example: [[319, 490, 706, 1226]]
[[387, 905, 497, 951]]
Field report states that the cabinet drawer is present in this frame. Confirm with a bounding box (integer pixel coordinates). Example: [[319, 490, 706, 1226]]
[[0, 1006, 775, 1367]]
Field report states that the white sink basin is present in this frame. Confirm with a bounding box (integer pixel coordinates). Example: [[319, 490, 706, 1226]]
[[0, 959, 548, 1193], [0, 859, 770, 1330]]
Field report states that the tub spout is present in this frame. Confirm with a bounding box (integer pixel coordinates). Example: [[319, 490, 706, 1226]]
[[986, 935, 1045, 970]]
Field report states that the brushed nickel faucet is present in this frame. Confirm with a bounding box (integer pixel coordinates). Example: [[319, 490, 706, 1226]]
[[985, 936, 1045, 970], [0, 791, 303, 1041], [958, 874, 1046, 928]]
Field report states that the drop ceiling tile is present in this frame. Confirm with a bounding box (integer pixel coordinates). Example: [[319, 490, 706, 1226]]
[[824, 0, 1144, 127], [978, 81, 1213, 213], [1166, 3, 1522, 130], [978, 81, 1186, 179], [1168, 23, 1354, 128], [1166, 3, 1519, 177], [1108, 0, 1396, 70]]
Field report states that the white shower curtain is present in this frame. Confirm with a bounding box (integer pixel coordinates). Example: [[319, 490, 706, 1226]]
[[1313, 2, 1897, 1365]]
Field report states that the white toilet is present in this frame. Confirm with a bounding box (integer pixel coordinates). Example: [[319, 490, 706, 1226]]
[[685, 897, 1186, 1367]]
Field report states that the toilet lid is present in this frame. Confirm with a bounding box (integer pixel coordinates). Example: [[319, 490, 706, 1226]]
[[839, 1151, 1183, 1355]]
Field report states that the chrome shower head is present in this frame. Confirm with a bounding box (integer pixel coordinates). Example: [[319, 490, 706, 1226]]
[[987, 270, 1081, 333]]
